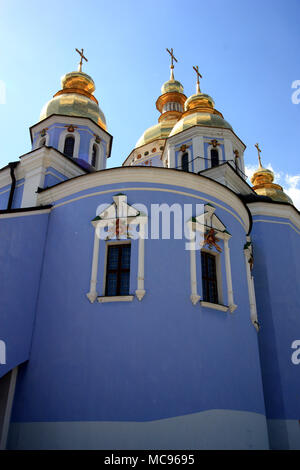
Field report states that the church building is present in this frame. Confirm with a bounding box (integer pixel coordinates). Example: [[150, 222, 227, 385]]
[[0, 49, 299, 450]]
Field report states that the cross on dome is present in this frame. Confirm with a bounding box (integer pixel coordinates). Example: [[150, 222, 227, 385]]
[[75, 48, 88, 72], [193, 65, 203, 94], [166, 47, 178, 80]]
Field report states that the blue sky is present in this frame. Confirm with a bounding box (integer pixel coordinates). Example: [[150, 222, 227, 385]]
[[1, 0, 300, 204]]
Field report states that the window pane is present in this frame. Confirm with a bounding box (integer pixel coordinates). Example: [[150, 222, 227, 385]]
[[107, 246, 119, 270], [121, 245, 131, 269], [182, 153, 189, 172], [106, 272, 118, 296], [211, 149, 219, 168], [64, 136, 75, 158], [119, 271, 130, 296]]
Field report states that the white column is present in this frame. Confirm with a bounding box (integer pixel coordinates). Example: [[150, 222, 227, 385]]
[[192, 136, 205, 173], [189, 226, 201, 305], [167, 145, 175, 169], [224, 237, 237, 312], [86, 228, 100, 303], [136, 222, 146, 301], [244, 251, 259, 331], [21, 167, 46, 208], [224, 138, 234, 164]]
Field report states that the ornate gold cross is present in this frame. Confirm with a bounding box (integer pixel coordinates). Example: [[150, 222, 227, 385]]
[[75, 48, 88, 72], [166, 48, 177, 79], [193, 65, 202, 93], [255, 143, 263, 168]]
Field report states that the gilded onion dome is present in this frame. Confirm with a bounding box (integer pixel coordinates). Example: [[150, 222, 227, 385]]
[[170, 67, 232, 137], [39, 70, 107, 130], [251, 144, 293, 204], [135, 49, 186, 148]]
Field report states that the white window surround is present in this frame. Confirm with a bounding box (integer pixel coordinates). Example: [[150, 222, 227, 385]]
[[207, 144, 222, 167], [187, 204, 237, 312], [86, 194, 147, 303], [244, 238, 259, 332], [200, 301, 229, 312], [179, 149, 192, 172], [88, 139, 104, 170], [58, 129, 80, 159], [201, 248, 224, 305], [97, 296, 134, 303], [34, 132, 49, 149]]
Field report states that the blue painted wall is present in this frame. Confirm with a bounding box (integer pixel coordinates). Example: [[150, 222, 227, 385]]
[[251, 216, 300, 422], [0, 212, 49, 377], [10, 182, 265, 426]]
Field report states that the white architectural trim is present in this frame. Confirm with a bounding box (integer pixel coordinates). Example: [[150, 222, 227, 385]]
[[249, 202, 300, 233], [21, 166, 46, 208], [35, 132, 50, 150], [163, 126, 246, 164], [253, 219, 300, 236], [178, 148, 192, 172], [224, 138, 234, 162], [58, 129, 80, 159], [36, 167, 250, 233], [189, 204, 237, 312], [97, 296, 134, 303], [200, 301, 229, 312], [86, 195, 148, 304], [224, 238, 237, 313], [88, 139, 105, 170], [136, 221, 146, 301], [86, 230, 101, 303], [30, 115, 112, 157], [188, 223, 201, 305], [167, 146, 175, 169], [192, 136, 205, 173], [0, 208, 51, 219], [207, 144, 221, 168], [244, 240, 259, 332]]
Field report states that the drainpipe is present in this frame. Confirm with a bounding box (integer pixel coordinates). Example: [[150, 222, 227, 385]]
[[7, 162, 18, 210]]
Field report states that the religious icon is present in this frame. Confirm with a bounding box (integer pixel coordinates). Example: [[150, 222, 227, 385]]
[[202, 228, 222, 252]]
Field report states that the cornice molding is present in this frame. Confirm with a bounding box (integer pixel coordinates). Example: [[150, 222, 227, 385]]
[[37, 167, 250, 233], [248, 201, 300, 231]]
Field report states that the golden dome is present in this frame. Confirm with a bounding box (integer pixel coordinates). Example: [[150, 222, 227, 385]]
[[161, 79, 184, 95], [39, 71, 107, 130], [169, 90, 232, 137], [251, 165, 292, 204], [135, 120, 177, 148]]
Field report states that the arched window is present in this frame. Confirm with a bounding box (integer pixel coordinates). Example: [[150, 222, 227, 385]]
[[181, 153, 189, 172], [211, 149, 219, 168], [63, 136, 75, 158], [91, 144, 98, 168]]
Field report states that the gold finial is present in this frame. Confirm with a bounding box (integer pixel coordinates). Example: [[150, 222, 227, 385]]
[[255, 143, 263, 168], [75, 48, 88, 72], [166, 48, 178, 80], [193, 65, 203, 94]]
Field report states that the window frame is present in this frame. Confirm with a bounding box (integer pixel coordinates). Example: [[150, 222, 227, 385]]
[[104, 242, 131, 297], [63, 135, 75, 158], [201, 249, 223, 305]]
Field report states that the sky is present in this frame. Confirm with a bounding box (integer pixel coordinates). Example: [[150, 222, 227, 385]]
[[0, 0, 300, 206]]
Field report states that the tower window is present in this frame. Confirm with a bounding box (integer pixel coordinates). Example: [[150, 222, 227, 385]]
[[201, 251, 218, 304], [211, 149, 219, 168], [63, 136, 75, 158], [181, 153, 189, 172], [91, 144, 98, 168], [105, 244, 131, 296]]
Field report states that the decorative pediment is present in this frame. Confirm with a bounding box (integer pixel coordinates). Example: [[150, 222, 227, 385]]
[[92, 194, 144, 240], [190, 204, 230, 240]]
